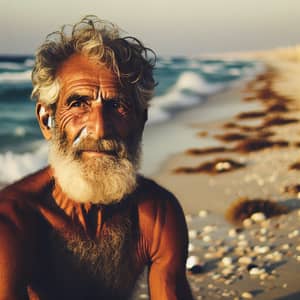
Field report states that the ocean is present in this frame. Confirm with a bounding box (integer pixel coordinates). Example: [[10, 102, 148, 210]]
[[0, 55, 261, 184]]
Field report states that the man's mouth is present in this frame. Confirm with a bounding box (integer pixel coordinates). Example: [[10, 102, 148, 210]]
[[81, 149, 116, 158]]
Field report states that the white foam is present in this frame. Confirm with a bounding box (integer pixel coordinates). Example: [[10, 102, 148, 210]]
[[148, 71, 224, 125], [0, 70, 31, 83], [227, 68, 241, 76], [147, 106, 170, 125], [0, 142, 48, 183], [151, 89, 199, 110], [24, 59, 34, 67], [201, 64, 221, 74], [175, 71, 222, 95], [0, 62, 24, 70]]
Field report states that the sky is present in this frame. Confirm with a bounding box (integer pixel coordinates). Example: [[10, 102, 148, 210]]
[[1, 0, 300, 56]]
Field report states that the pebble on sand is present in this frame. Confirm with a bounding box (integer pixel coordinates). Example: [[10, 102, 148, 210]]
[[186, 255, 201, 269], [249, 267, 267, 276], [222, 257, 234, 266], [188, 230, 198, 239], [242, 291, 254, 299], [254, 245, 270, 254], [198, 210, 208, 217], [238, 256, 253, 265], [243, 218, 253, 227], [251, 212, 266, 222]]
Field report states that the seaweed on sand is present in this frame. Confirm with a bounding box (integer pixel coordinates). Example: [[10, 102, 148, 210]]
[[225, 197, 289, 225], [174, 158, 245, 175]]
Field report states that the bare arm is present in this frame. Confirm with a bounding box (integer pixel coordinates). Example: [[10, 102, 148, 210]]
[[0, 219, 28, 300], [148, 196, 194, 300]]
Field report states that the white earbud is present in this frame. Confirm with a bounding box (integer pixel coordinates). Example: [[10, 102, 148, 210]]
[[47, 116, 53, 128], [39, 106, 54, 128]]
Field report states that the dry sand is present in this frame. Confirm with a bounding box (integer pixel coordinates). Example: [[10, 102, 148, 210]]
[[134, 60, 300, 299]]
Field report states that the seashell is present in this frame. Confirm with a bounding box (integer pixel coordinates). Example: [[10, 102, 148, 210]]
[[241, 291, 253, 299], [203, 235, 212, 242], [188, 243, 195, 252], [203, 225, 215, 233], [237, 240, 249, 248], [198, 210, 208, 217], [265, 251, 283, 261], [243, 218, 253, 227], [249, 267, 266, 276], [259, 236, 267, 242], [281, 243, 290, 250], [188, 230, 198, 239], [261, 220, 271, 228], [228, 228, 238, 237], [215, 161, 232, 171], [260, 228, 267, 235], [251, 212, 266, 222], [254, 245, 270, 254], [238, 256, 253, 265], [238, 234, 246, 240], [288, 230, 299, 238], [260, 273, 268, 280], [222, 268, 234, 276], [185, 214, 193, 222], [222, 257, 234, 266], [186, 255, 201, 269], [211, 273, 221, 280]]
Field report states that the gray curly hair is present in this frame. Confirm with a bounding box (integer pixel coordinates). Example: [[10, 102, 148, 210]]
[[31, 15, 156, 111]]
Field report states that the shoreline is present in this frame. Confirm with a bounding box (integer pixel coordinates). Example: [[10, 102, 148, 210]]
[[142, 82, 263, 178], [144, 61, 300, 299]]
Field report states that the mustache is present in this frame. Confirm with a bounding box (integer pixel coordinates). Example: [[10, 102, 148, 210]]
[[72, 136, 128, 158]]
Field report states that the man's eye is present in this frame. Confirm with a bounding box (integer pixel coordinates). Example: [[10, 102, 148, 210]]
[[111, 101, 121, 109], [70, 101, 87, 108], [108, 100, 128, 115]]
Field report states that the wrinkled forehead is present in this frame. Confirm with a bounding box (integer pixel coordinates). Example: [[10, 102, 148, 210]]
[[57, 53, 120, 94]]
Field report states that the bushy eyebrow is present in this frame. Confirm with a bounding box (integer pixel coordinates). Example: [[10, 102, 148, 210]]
[[66, 94, 91, 105]]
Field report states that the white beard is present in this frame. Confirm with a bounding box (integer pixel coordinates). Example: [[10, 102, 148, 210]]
[[48, 139, 139, 205]]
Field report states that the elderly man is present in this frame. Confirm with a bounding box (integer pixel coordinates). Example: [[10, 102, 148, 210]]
[[0, 16, 193, 300]]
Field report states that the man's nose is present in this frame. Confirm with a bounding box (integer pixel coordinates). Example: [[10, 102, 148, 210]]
[[88, 104, 112, 139]]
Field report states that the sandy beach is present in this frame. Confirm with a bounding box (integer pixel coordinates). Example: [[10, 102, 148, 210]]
[[135, 55, 300, 299]]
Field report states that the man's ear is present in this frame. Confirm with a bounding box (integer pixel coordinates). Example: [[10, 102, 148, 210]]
[[36, 102, 53, 140]]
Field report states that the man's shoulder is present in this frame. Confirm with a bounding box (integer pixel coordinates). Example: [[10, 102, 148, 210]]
[[0, 167, 53, 223], [134, 176, 188, 259], [136, 175, 177, 203], [0, 167, 52, 197], [135, 175, 183, 221]]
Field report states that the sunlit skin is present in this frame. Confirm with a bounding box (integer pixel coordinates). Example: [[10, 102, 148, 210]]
[[48, 54, 143, 158]]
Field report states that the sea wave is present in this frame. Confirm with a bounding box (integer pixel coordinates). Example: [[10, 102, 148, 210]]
[[0, 70, 32, 83], [148, 71, 222, 124], [0, 62, 26, 70], [0, 142, 48, 183], [24, 59, 34, 67]]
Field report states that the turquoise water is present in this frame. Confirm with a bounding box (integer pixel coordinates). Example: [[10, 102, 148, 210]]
[[0, 55, 260, 183]]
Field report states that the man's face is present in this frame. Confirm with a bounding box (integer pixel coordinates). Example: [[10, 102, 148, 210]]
[[45, 54, 145, 204], [54, 53, 143, 160]]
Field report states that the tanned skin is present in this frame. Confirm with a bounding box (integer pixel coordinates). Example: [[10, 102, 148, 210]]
[[0, 54, 193, 300]]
